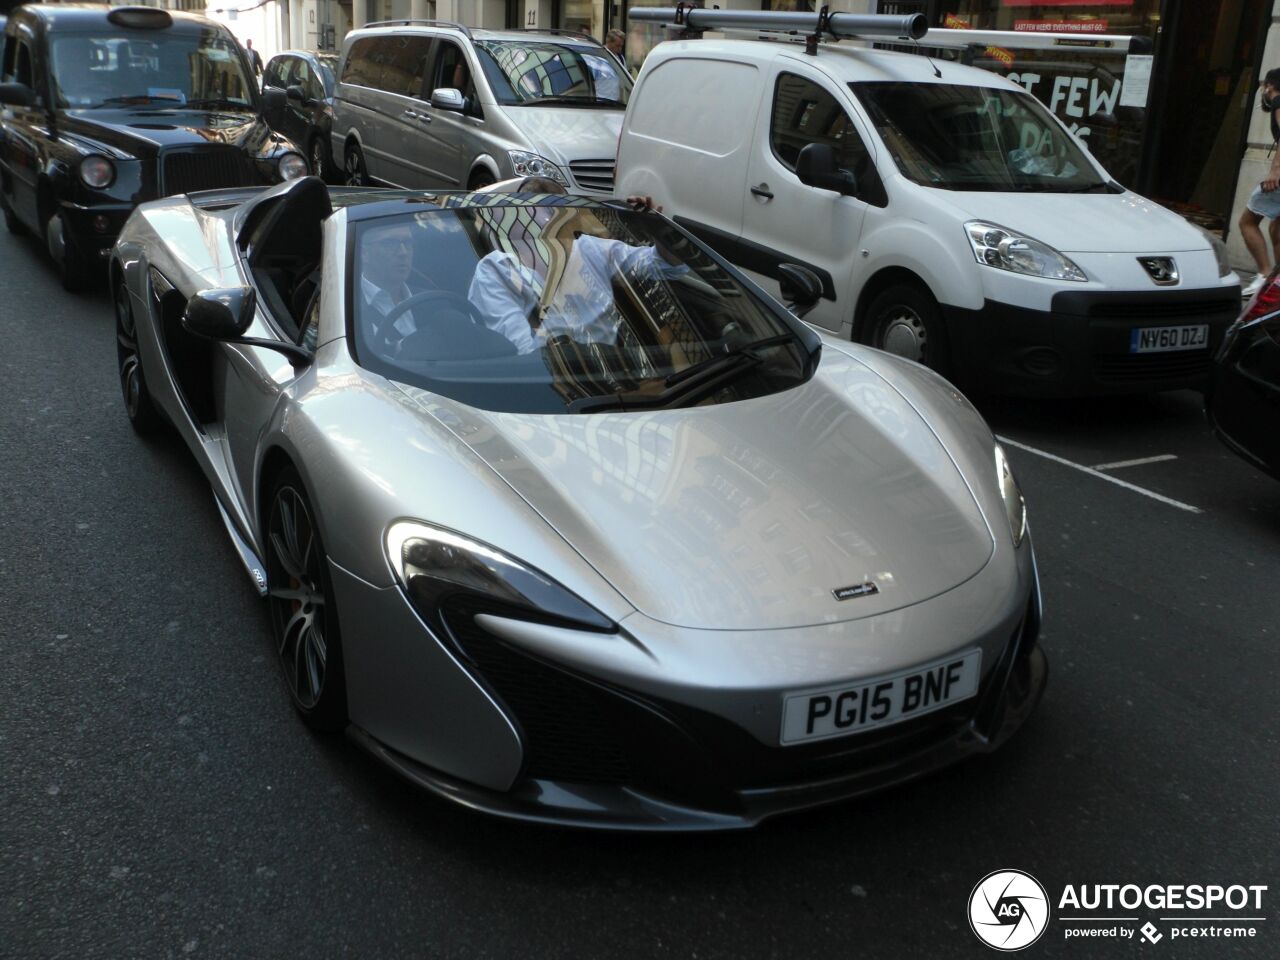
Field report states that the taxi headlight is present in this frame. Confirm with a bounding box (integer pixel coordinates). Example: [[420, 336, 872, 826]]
[[507, 151, 568, 186], [277, 152, 308, 181], [965, 221, 1087, 282], [995, 443, 1027, 548], [79, 155, 116, 189]]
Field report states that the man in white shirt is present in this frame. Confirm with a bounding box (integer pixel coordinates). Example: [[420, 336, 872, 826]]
[[359, 221, 418, 354]]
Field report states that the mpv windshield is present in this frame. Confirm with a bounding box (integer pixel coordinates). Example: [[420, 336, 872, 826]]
[[351, 199, 814, 414], [473, 40, 630, 106], [50, 31, 255, 109], [852, 82, 1110, 193]]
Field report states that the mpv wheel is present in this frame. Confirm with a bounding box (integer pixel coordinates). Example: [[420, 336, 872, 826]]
[[344, 143, 367, 187]]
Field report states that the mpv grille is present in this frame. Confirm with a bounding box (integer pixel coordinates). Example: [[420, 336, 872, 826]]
[[161, 148, 259, 197], [568, 158, 615, 194]]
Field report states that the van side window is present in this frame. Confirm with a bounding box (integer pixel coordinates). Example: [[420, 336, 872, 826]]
[[341, 37, 380, 88], [770, 72, 885, 207], [381, 36, 431, 98]]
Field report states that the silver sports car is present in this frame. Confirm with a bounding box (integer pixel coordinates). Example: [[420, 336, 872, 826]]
[[111, 176, 1046, 830]]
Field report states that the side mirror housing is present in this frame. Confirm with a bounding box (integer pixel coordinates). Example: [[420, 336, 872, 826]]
[[286, 84, 306, 103], [778, 263, 823, 318], [795, 143, 856, 196], [0, 82, 36, 108], [183, 287, 256, 340], [261, 86, 286, 116], [431, 87, 466, 112]]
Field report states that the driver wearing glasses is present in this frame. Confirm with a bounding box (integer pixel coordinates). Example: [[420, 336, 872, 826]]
[[360, 222, 420, 351]]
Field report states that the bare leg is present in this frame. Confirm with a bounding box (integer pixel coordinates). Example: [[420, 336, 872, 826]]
[[1269, 217, 1280, 270], [1240, 208, 1271, 274]]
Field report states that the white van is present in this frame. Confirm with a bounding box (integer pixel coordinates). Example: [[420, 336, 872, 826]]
[[616, 15, 1241, 395]]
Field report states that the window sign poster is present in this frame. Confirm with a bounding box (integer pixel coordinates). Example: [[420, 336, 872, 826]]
[[1120, 54, 1153, 107]]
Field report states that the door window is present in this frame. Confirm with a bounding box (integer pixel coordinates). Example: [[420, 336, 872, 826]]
[[431, 41, 475, 101], [341, 37, 382, 88], [770, 72, 883, 204], [379, 35, 432, 98], [3, 39, 33, 87]]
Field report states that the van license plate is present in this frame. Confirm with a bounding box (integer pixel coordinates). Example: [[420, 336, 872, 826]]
[[1129, 324, 1208, 353], [780, 649, 982, 745]]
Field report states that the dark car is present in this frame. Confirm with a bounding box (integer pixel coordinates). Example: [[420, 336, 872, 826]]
[[262, 49, 338, 182], [1206, 271, 1280, 480], [0, 4, 306, 291]]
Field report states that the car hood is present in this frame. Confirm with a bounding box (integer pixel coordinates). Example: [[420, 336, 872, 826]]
[[61, 108, 272, 157], [397, 351, 994, 631], [503, 105, 623, 163], [935, 189, 1209, 254]]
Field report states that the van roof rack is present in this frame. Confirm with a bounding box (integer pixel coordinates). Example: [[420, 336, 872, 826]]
[[361, 19, 473, 39], [501, 27, 608, 47]]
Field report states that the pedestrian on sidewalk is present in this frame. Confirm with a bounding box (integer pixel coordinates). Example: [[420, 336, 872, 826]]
[[1239, 68, 1280, 296]]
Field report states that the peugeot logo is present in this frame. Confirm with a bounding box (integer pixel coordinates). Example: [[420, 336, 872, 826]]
[[1138, 256, 1179, 286]]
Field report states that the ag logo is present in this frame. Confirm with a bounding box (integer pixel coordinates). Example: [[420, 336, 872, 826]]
[[968, 869, 1050, 951]]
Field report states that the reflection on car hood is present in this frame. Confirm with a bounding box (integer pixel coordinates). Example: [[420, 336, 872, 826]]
[[937, 189, 1209, 254], [397, 350, 993, 631], [61, 108, 270, 157], [505, 105, 623, 164]]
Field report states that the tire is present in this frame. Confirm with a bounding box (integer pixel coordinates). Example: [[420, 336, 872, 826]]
[[862, 282, 949, 376], [468, 169, 495, 190], [1, 192, 27, 236], [309, 135, 330, 184], [265, 466, 348, 732], [48, 212, 94, 293], [343, 142, 367, 187], [114, 275, 166, 436]]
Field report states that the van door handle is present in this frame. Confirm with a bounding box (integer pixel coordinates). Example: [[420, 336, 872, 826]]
[[750, 183, 774, 200], [402, 108, 430, 122]]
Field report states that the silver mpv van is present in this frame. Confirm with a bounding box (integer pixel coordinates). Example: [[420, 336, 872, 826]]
[[331, 21, 630, 195]]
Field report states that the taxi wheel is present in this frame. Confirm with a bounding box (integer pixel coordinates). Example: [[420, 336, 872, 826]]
[[865, 283, 949, 377], [114, 275, 165, 436], [265, 466, 348, 732], [2, 194, 27, 237], [47, 213, 93, 294], [344, 143, 367, 187]]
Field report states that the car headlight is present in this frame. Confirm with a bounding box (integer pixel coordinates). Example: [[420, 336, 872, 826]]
[[79, 155, 115, 189], [1192, 224, 1234, 279], [507, 151, 568, 186], [994, 444, 1027, 548], [965, 221, 1087, 282], [277, 152, 308, 181], [386, 521, 613, 631]]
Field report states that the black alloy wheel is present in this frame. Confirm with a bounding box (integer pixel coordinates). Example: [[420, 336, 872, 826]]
[[114, 276, 165, 435], [265, 467, 348, 731], [864, 282, 950, 377], [343, 143, 367, 187]]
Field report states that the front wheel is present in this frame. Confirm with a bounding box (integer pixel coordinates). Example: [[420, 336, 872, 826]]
[[309, 135, 332, 184], [1, 191, 27, 236], [114, 275, 165, 436], [343, 142, 368, 187], [48, 212, 95, 293], [265, 467, 348, 732], [863, 283, 949, 376]]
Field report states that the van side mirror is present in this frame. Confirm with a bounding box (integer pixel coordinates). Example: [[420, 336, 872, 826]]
[[796, 143, 856, 196], [431, 88, 466, 112], [778, 264, 823, 318], [0, 83, 36, 108], [183, 286, 313, 366]]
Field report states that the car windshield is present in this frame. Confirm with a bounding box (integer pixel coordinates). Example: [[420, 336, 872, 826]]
[[473, 40, 630, 106], [350, 199, 814, 414], [49, 30, 255, 110], [851, 81, 1109, 193]]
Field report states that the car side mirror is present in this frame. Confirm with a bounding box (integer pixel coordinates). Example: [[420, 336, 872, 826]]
[[431, 87, 466, 112], [778, 263, 823, 318], [796, 143, 856, 196], [286, 84, 306, 103], [0, 82, 35, 108], [183, 286, 313, 366], [261, 86, 286, 115]]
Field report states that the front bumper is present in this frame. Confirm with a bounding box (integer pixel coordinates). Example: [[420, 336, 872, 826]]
[[348, 589, 1047, 831], [944, 288, 1240, 396], [58, 201, 135, 261]]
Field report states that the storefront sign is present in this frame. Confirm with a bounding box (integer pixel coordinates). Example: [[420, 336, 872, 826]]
[[1120, 54, 1153, 107], [1002, 0, 1131, 6], [943, 13, 971, 29], [986, 45, 1015, 66], [1014, 20, 1110, 33]]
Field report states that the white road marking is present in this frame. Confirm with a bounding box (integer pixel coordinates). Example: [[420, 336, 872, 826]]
[[1092, 454, 1179, 471], [996, 436, 1202, 514]]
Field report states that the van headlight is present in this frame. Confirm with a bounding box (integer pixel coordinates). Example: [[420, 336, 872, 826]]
[[507, 151, 568, 186], [277, 152, 308, 181], [1192, 224, 1234, 279], [966, 221, 1087, 282], [386, 521, 613, 631], [994, 444, 1027, 548]]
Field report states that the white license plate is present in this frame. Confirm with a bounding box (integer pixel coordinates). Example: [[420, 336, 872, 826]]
[[780, 649, 983, 746], [1129, 324, 1208, 353]]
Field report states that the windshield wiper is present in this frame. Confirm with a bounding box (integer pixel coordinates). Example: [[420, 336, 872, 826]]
[[521, 95, 624, 107], [567, 332, 805, 414]]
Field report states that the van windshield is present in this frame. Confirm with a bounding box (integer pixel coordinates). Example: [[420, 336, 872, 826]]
[[473, 40, 630, 107], [50, 30, 255, 110], [851, 82, 1111, 193]]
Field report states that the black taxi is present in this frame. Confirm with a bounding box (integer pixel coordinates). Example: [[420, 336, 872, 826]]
[[0, 5, 304, 290]]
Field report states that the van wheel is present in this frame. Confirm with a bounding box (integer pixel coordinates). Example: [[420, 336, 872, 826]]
[[864, 283, 948, 376], [468, 170, 495, 190], [344, 143, 368, 186]]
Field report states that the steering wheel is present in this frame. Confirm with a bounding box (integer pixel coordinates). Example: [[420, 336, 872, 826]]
[[382, 289, 487, 329]]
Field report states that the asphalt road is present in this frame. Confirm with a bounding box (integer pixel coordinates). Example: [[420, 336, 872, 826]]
[[1, 226, 1277, 960]]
